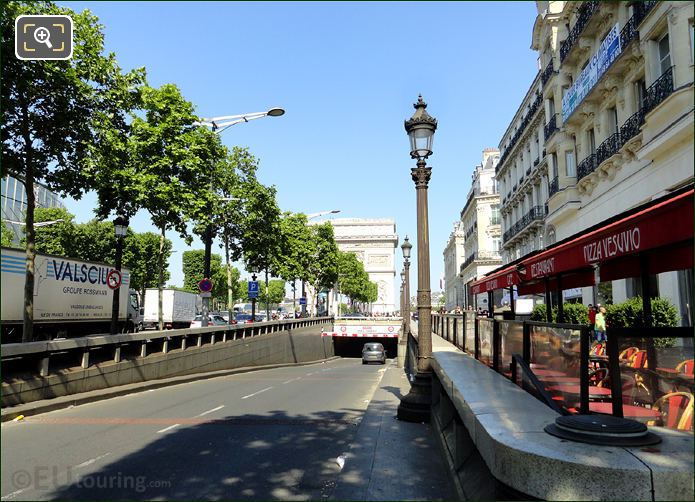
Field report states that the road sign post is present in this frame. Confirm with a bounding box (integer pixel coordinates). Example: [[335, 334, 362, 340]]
[[198, 278, 213, 326]]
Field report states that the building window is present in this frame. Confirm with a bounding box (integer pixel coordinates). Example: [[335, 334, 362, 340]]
[[587, 128, 596, 155], [492, 237, 501, 253], [608, 107, 618, 135], [566, 150, 576, 177], [551, 152, 558, 178], [490, 205, 500, 225], [658, 32, 671, 76], [634, 79, 646, 110]]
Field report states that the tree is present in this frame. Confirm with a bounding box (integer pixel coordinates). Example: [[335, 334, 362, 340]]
[[181, 249, 225, 299], [306, 222, 339, 314], [1, 221, 15, 247], [124, 231, 172, 296], [239, 181, 281, 318], [26, 207, 77, 256], [132, 83, 225, 329], [2, 1, 140, 342], [260, 280, 286, 308], [275, 212, 313, 313], [337, 251, 368, 303]]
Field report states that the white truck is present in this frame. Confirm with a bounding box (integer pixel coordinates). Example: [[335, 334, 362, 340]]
[[142, 288, 198, 330], [1, 247, 141, 342]]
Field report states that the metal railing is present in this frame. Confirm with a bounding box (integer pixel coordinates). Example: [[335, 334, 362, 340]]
[[577, 153, 597, 181], [619, 14, 639, 50], [596, 132, 620, 166], [541, 59, 554, 87], [544, 114, 558, 140], [549, 176, 559, 197], [634, 0, 657, 26], [1, 317, 333, 378], [497, 94, 544, 172], [643, 66, 674, 116], [619, 109, 645, 147], [560, 0, 600, 63]]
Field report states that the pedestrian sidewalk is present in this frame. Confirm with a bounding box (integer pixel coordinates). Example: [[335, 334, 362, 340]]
[[329, 359, 456, 501]]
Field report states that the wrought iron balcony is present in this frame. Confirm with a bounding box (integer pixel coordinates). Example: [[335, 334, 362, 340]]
[[643, 66, 674, 116], [619, 15, 639, 50], [596, 132, 620, 166], [526, 166, 532, 176], [560, 1, 600, 63], [541, 59, 554, 87], [534, 157, 539, 167], [577, 153, 597, 181], [461, 253, 476, 270], [496, 94, 544, 171], [544, 114, 558, 140], [549, 176, 559, 197], [619, 109, 645, 147], [634, 0, 657, 26], [528, 205, 546, 222]]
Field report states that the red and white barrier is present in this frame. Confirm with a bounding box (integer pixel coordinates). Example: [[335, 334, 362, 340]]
[[321, 332, 399, 337]]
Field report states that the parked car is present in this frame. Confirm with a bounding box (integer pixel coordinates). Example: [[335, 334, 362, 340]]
[[362, 342, 386, 365], [234, 313, 254, 324], [190, 314, 228, 328]]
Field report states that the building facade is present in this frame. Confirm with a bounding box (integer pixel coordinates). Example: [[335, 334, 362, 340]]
[[316, 218, 398, 315], [495, 1, 693, 322], [459, 149, 503, 308], [1, 175, 65, 244], [443, 221, 465, 310]]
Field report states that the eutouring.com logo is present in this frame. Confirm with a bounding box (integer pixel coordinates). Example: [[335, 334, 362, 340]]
[[10, 467, 171, 494]]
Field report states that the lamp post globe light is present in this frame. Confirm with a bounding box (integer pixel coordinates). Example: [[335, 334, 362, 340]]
[[196, 107, 284, 327], [110, 215, 129, 335], [397, 95, 437, 423], [398, 235, 412, 368]]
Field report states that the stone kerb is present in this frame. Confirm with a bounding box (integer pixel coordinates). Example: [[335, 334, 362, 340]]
[[431, 348, 694, 501]]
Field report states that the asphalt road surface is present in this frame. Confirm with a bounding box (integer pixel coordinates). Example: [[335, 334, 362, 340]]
[[1, 359, 391, 500]]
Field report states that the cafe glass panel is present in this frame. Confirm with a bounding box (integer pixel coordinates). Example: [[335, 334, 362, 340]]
[[499, 321, 524, 378], [478, 318, 494, 367], [530, 325, 582, 412]]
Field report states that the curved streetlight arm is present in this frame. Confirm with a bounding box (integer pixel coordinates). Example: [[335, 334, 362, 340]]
[[4, 219, 64, 228], [306, 210, 341, 220], [195, 108, 284, 135]]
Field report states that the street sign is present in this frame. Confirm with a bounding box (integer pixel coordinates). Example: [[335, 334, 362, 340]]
[[106, 269, 122, 290], [248, 281, 260, 299], [299, 297, 307, 305], [200, 292, 211, 298], [198, 278, 213, 293]]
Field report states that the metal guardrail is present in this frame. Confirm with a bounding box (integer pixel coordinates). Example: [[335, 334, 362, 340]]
[[1, 317, 333, 378]]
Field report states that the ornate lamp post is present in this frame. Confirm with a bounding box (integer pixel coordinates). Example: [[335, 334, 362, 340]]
[[397, 95, 437, 423], [110, 216, 129, 335], [398, 236, 413, 368]]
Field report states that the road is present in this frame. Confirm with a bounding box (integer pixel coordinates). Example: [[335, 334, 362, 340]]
[[1, 359, 390, 500]]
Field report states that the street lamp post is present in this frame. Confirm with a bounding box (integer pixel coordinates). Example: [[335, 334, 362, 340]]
[[110, 216, 128, 335], [196, 108, 285, 327], [251, 272, 258, 322], [398, 236, 413, 368], [397, 95, 437, 423]]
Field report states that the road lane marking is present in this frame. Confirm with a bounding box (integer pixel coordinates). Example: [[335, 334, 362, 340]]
[[282, 377, 301, 384], [75, 452, 112, 469], [196, 405, 225, 417], [241, 387, 272, 399], [306, 372, 314, 376], [2, 488, 26, 500], [156, 423, 180, 433]]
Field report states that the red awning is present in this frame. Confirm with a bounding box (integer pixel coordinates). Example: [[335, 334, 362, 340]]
[[470, 265, 520, 295], [518, 189, 693, 282]]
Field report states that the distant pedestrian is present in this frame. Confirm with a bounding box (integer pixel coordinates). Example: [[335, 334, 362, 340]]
[[594, 306, 607, 342], [588, 304, 596, 330]]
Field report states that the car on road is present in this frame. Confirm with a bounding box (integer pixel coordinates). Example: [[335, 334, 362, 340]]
[[233, 313, 254, 323], [362, 342, 386, 364], [190, 314, 228, 328]]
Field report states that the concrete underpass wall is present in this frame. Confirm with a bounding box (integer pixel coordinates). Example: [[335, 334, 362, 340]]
[[2, 325, 334, 407]]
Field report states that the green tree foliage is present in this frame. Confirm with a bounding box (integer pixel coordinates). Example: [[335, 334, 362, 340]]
[[27, 207, 77, 256], [181, 250, 227, 300], [2, 1, 140, 341], [337, 251, 371, 303], [260, 280, 286, 306], [240, 181, 281, 276], [306, 222, 339, 298], [275, 212, 313, 284], [1, 221, 15, 247], [605, 296, 679, 328], [124, 231, 172, 294]]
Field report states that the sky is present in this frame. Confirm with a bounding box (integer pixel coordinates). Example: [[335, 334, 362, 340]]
[[59, 1, 540, 295]]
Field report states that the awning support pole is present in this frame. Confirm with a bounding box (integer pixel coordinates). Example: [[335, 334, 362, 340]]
[[544, 277, 552, 322], [640, 253, 653, 328], [556, 275, 564, 323]]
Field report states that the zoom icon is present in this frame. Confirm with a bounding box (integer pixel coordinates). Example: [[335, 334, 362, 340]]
[[15, 15, 73, 60]]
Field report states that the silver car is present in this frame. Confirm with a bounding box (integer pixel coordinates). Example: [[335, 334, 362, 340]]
[[362, 342, 386, 364]]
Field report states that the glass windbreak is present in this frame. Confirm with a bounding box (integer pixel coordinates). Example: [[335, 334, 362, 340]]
[[612, 336, 693, 432], [529, 325, 582, 412], [456, 316, 464, 348], [499, 321, 524, 378], [478, 318, 494, 367], [465, 313, 476, 356]]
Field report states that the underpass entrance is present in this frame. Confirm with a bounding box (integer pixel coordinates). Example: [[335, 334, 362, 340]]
[[331, 336, 399, 359]]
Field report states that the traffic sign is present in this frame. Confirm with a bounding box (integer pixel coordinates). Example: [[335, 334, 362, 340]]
[[248, 281, 260, 299], [106, 269, 122, 290], [198, 278, 213, 293], [299, 297, 307, 305]]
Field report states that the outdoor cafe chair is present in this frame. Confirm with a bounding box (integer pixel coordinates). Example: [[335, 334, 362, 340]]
[[675, 359, 694, 376], [618, 346, 639, 361], [646, 391, 694, 431], [590, 343, 606, 357], [589, 367, 610, 388], [629, 350, 648, 369]]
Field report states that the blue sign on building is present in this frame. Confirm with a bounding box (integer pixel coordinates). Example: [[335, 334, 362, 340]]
[[562, 23, 621, 121]]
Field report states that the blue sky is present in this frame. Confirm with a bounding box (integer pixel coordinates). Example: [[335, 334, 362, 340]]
[[59, 1, 540, 293]]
